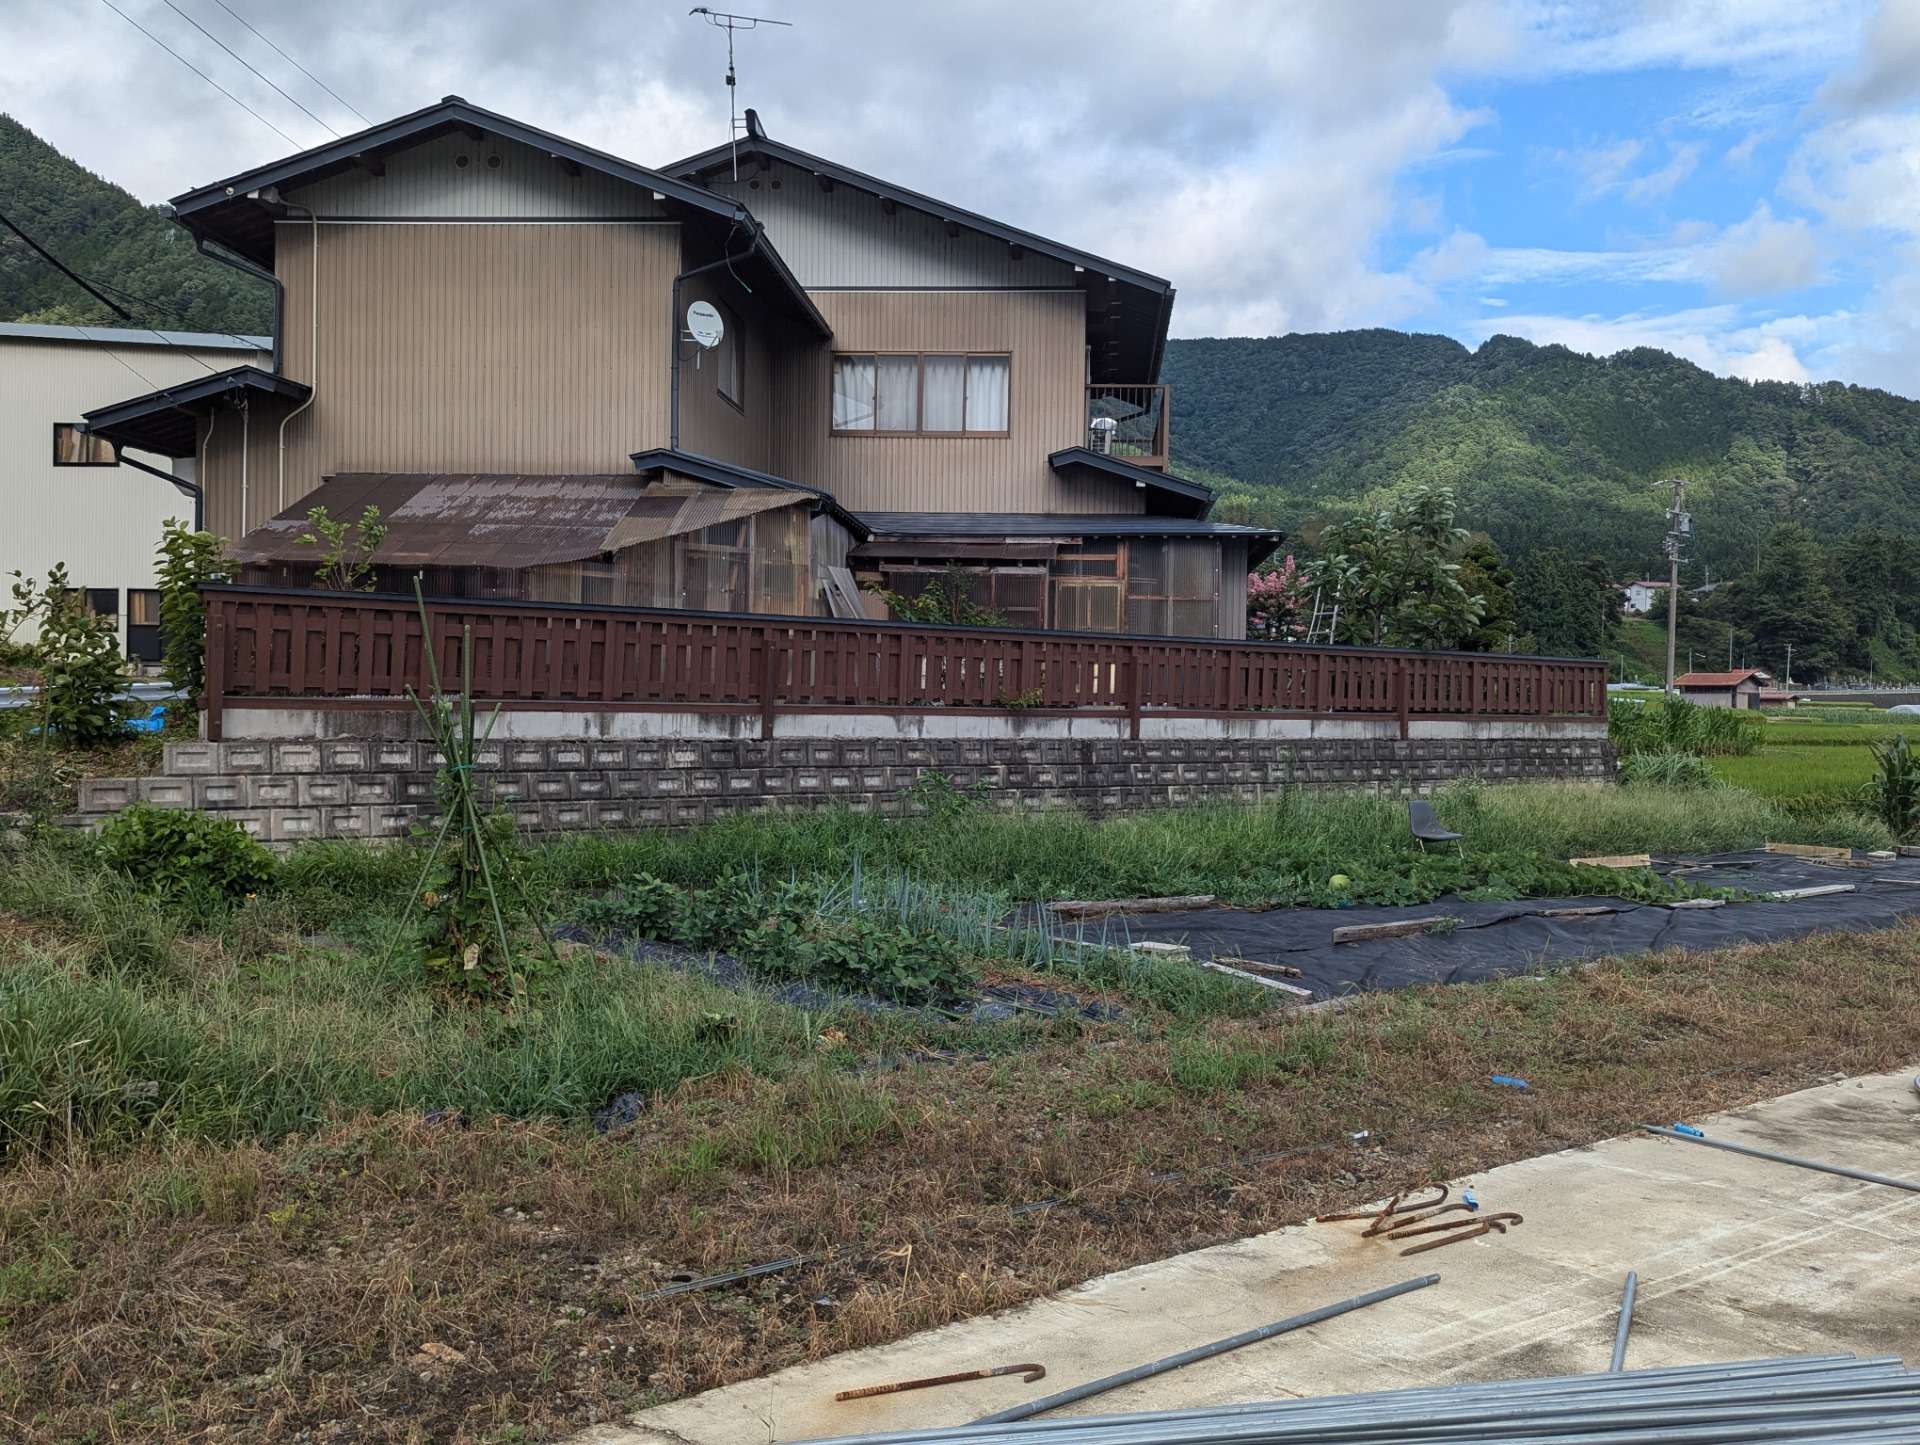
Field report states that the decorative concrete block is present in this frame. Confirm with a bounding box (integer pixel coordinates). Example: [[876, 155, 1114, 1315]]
[[298, 775, 350, 806], [587, 743, 628, 769], [253, 776, 298, 807], [323, 806, 373, 838], [269, 808, 323, 842], [164, 742, 221, 775], [140, 777, 194, 809], [371, 808, 417, 838], [222, 741, 273, 773], [505, 744, 546, 770], [370, 741, 417, 771], [321, 740, 371, 772], [532, 774, 571, 800], [79, 778, 138, 812], [345, 774, 396, 804], [221, 809, 271, 840], [550, 743, 588, 769], [194, 776, 250, 809], [271, 742, 323, 774], [572, 773, 610, 800]]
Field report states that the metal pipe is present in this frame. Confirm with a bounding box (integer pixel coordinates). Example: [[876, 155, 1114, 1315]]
[[1642, 1125, 1920, 1193], [192, 231, 283, 374], [275, 200, 320, 514], [969, 1274, 1440, 1427], [1611, 1271, 1638, 1372]]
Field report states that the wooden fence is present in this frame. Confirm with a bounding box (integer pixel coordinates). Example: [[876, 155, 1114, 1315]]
[[202, 586, 1608, 741]]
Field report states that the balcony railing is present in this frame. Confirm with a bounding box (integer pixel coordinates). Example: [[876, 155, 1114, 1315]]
[[1086, 384, 1170, 470]]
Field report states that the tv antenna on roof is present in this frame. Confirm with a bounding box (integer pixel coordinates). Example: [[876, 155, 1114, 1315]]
[[689, 7, 792, 183]]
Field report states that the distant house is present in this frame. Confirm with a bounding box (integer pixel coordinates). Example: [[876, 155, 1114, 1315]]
[[1, 321, 271, 661], [1619, 580, 1669, 615], [1755, 688, 1808, 708], [1674, 669, 1770, 709]]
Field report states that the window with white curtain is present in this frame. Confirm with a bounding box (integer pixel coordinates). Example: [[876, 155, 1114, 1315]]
[[830, 353, 1011, 434]]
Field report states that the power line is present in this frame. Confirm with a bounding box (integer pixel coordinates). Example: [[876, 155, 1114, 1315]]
[[205, 0, 370, 127], [96, 0, 306, 149], [0, 207, 237, 375], [158, 0, 340, 139]]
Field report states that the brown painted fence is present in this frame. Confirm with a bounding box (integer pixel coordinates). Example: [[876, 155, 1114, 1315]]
[[202, 585, 1608, 741]]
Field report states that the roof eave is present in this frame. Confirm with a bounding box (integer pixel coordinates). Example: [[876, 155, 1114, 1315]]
[[664, 136, 1173, 296], [1047, 446, 1213, 518], [630, 447, 869, 540]]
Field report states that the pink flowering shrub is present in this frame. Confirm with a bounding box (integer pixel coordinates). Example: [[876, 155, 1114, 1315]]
[[1247, 554, 1307, 640]]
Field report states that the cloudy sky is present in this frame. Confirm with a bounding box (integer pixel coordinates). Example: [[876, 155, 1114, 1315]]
[[5, 0, 1919, 395]]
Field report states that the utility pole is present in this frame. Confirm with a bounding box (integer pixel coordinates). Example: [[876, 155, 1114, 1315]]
[[1785, 642, 1793, 689], [1661, 478, 1689, 696], [1727, 623, 1734, 670]]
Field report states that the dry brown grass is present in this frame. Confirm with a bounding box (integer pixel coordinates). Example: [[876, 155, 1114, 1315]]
[[3, 923, 1918, 1442]]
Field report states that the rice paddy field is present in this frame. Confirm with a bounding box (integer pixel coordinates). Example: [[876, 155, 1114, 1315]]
[[1710, 707, 1920, 805]]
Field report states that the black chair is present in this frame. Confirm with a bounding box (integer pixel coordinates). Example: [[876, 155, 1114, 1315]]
[[1409, 799, 1464, 853]]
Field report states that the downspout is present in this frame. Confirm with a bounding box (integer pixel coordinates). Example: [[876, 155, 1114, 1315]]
[[670, 214, 767, 451], [192, 231, 284, 375], [273, 200, 320, 514]]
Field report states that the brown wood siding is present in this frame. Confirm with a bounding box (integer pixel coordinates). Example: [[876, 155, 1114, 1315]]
[[768, 290, 1130, 514], [208, 221, 676, 536], [674, 267, 773, 471], [198, 394, 297, 544]]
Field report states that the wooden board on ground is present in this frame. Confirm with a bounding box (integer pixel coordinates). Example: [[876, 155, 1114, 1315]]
[[1569, 854, 1652, 870], [1663, 898, 1726, 910], [1534, 906, 1618, 920], [1764, 841, 1852, 861], [1214, 956, 1305, 978], [1331, 916, 1461, 945], [1051, 895, 1217, 919], [1900, 846, 1920, 859], [1199, 961, 1313, 997], [1872, 877, 1920, 886], [1765, 884, 1856, 901]]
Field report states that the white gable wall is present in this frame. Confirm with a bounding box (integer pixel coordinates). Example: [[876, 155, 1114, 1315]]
[[284, 133, 670, 219]]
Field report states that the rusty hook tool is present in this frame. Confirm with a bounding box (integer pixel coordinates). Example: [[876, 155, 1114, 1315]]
[[1398, 1212, 1523, 1256], [1364, 1201, 1475, 1238], [1315, 1183, 1447, 1224], [835, 1363, 1047, 1402]]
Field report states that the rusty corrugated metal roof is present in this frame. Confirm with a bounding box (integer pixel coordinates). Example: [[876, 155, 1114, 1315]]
[[229, 473, 806, 569]]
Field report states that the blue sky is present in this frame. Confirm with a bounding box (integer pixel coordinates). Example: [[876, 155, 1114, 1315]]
[[4, 1, 1919, 395]]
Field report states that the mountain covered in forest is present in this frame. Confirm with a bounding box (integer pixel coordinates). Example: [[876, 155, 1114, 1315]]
[[0, 112, 270, 336], [1163, 330, 1920, 579]]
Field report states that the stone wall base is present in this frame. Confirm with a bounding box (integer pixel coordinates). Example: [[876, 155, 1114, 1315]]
[[70, 734, 1619, 845]]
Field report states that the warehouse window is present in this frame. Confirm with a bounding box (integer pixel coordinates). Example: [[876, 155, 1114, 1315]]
[[52, 423, 117, 467]]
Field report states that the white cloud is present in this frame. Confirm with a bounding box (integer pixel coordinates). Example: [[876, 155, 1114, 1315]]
[[1465, 304, 1829, 382], [1479, 296, 1510, 307], [1623, 142, 1704, 203], [1704, 204, 1821, 294], [1724, 130, 1766, 167], [1412, 229, 1492, 284], [1510, 0, 1870, 76], [1818, 0, 1920, 111]]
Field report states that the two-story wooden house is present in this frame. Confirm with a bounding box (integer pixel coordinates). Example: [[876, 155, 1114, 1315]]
[[84, 98, 1279, 638]]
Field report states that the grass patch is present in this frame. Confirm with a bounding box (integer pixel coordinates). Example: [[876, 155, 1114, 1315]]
[[2, 920, 1916, 1442]]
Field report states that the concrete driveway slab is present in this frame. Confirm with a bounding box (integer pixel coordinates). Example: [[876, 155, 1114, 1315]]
[[579, 1068, 1920, 1445]]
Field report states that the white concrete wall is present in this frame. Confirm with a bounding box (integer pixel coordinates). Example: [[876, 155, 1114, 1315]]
[[1, 330, 267, 653]]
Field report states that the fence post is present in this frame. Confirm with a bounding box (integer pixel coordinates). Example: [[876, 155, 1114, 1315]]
[[1128, 650, 1145, 740], [1396, 656, 1410, 740], [759, 624, 779, 741], [1538, 662, 1551, 719], [203, 592, 226, 743]]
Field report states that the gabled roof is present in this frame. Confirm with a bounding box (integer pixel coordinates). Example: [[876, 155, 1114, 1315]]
[[630, 447, 869, 539], [664, 129, 1177, 382], [167, 97, 828, 337], [1675, 670, 1770, 687], [81, 366, 311, 458], [1048, 447, 1213, 518]]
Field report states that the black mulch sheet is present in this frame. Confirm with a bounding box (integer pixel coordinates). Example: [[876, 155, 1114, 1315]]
[[1069, 851, 1920, 1001]]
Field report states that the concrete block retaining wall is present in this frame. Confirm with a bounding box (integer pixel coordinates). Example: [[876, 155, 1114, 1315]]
[[70, 731, 1618, 845]]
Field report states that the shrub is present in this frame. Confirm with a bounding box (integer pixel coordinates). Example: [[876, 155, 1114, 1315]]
[[575, 874, 681, 939], [672, 870, 769, 949], [299, 504, 387, 591], [738, 911, 975, 1002], [1620, 751, 1721, 790], [97, 804, 276, 906], [1864, 733, 1920, 842], [34, 566, 126, 746], [1609, 696, 1760, 758], [155, 522, 231, 700]]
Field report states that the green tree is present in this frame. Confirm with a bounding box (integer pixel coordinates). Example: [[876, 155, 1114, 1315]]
[[1513, 548, 1617, 658], [1306, 484, 1483, 648], [156, 522, 231, 701], [1728, 523, 1850, 682], [1454, 536, 1524, 652]]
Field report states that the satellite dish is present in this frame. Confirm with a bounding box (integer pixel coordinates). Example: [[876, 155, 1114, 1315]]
[[686, 300, 725, 350]]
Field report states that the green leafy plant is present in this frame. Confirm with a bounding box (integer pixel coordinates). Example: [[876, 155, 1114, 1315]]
[[96, 803, 276, 906], [1608, 696, 1759, 758], [33, 566, 126, 746], [1305, 484, 1484, 648], [672, 870, 771, 949], [390, 584, 552, 1003], [299, 504, 387, 592], [1863, 733, 1920, 842], [0, 568, 47, 666], [738, 910, 975, 1002], [155, 521, 231, 701], [903, 768, 992, 820], [575, 874, 681, 939], [1620, 751, 1722, 789], [873, 565, 1004, 626]]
